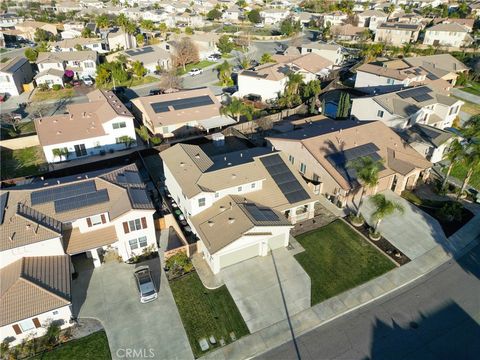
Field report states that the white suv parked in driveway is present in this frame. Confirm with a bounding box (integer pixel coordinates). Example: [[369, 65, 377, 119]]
[[134, 266, 157, 303], [188, 68, 203, 76]]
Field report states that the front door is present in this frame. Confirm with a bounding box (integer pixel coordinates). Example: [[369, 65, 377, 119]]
[[74, 144, 87, 157]]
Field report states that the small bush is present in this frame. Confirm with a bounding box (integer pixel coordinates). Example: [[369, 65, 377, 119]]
[[401, 190, 422, 206], [38, 83, 49, 91], [64, 83, 73, 88], [52, 84, 62, 91], [435, 202, 463, 223]]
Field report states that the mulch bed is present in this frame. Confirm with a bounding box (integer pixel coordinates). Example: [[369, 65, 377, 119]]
[[418, 205, 474, 237], [348, 220, 411, 266]]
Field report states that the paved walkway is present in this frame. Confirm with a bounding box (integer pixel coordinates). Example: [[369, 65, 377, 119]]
[[201, 213, 480, 360], [451, 88, 480, 104], [360, 190, 447, 260]]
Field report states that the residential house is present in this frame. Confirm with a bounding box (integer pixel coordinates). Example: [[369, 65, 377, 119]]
[[35, 90, 137, 163], [357, 9, 388, 31], [399, 124, 454, 163], [160, 144, 320, 274], [354, 62, 453, 95], [223, 5, 242, 21], [0, 13, 24, 28], [131, 88, 236, 138], [50, 37, 108, 54], [13, 21, 58, 41], [299, 42, 345, 65], [423, 23, 473, 48], [330, 24, 366, 41], [0, 57, 33, 97], [374, 22, 421, 45], [237, 53, 334, 101], [432, 18, 475, 32], [266, 118, 431, 208], [0, 163, 156, 345], [401, 54, 470, 86], [170, 32, 220, 60], [470, 1, 480, 17], [323, 11, 348, 27], [35, 51, 98, 87], [175, 11, 205, 28], [108, 45, 172, 73], [260, 9, 290, 25], [107, 28, 137, 51], [351, 85, 463, 129]]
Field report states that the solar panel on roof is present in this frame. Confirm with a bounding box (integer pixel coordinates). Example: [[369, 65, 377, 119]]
[[397, 87, 431, 99], [260, 154, 310, 204], [244, 204, 279, 222], [0, 192, 9, 225], [129, 188, 151, 205], [412, 93, 433, 102], [150, 95, 214, 113], [31, 181, 97, 205], [54, 189, 109, 213], [125, 47, 154, 56]]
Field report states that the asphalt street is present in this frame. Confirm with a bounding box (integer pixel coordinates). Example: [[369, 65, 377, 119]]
[[258, 242, 480, 360]]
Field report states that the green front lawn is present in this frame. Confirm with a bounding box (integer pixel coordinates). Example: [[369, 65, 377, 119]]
[[177, 61, 215, 75], [101, 75, 158, 89], [295, 220, 395, 305], [460, 81, 480, 97], [449, 162, 480, 190], [169, 272, 249, 358], [1, 121, 36, 140], [32, 88, 76, 102], [0, 146, 46, 180], [32, 331, 111, 360]]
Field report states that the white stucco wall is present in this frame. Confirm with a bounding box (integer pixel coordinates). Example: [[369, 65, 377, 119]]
[[423, 31, 468, 47], [354, 71, 406, 94], [237, 74, 287, 101], [0, 237, 65, 269]]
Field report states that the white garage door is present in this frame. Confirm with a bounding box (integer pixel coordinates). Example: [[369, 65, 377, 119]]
[[268, 234, 285, 250], [219, 244, 260, 269]]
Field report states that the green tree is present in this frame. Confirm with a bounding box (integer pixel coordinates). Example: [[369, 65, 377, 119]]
[[136, 125, 153, 146], [457, 117, 480, 196], [302, 79, 321, 114], [206, 8, 222, 20], [132, 60, 146, 78], [347, 156, 383, 215], [81, 27, 92, 38], [442, 139, 463, 191], [185, 27, 194, 35], [220, 98, 253, 121], [24, 47, 38, 62], [336, 92, 350, 119], [74, 44, 83, 51], [140, 19, 155, 31], [247, 9, 262, 24], [117, 136, 135, 148], [260, 52, 275, 64], [279, 18, 302, 36], [217, 60, 233, 86], [278, 72, 304, 108], [216, 35, 234, 54], [135, 33, 145, 46], [95, 65, 111, 85], [36, 41, 51, 52], [34, 28, 52, 42], [370, 194, 404, 231], [95, 14, 110, 29], [44, 322, 60, 349], [52, 147, 68, 161]]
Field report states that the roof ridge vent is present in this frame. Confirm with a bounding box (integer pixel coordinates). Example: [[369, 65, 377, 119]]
[[228, 217, 235, 224], [208, 220, 214, 227]]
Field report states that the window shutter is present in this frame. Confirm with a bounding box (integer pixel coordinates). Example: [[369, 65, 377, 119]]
[[86, 218, 92, 227], [123, 222, 129, 234], [101, 214, 106, 224], [141, 217, 147, 229], [12, 324, 22, 335], [32, 318, 41, 328]]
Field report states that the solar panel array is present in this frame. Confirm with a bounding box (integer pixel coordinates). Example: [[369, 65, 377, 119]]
[[328, 143, 380, 166], [0, 192, 9, 225], [117, 170, 143, 185], [31, 181, 97, 205], [128, 188, 152, 206], [260, 154, 310, 204], [125, 47, 154, 56], [397, 86, 431, 100], [151, 95, 214, 113], [54, 189, 110, 213], [412, 93, 433, 102], [17, 203, 63, 233], [244, 203, 279, 222]]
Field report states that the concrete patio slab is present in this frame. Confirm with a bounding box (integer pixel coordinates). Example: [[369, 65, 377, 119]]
[[220, 248, 311, 333], [360, 190, 448, 259], [72, 255, 193, 360]]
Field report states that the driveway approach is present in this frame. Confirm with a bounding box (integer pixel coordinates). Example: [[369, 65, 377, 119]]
[[220, 248, 311, 333], [72, 255, 193, 360], [360, 190, 448, 259]]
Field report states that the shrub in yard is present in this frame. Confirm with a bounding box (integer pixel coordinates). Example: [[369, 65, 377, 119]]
[[43, 322, 61, 349], [38, 83, 49, 91], [52, 84, 62, 91], [64, 83, 73, 88], [435, 202, 463, 223], [401, 190, 422, 206], [166, 251, 193, 279]]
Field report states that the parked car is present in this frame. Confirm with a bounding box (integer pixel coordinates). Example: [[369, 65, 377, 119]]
[[254, 23, 265, 28], [222, 85, 238, 95], [134, 266, 157, 303], [223, 22, 232, 26], [188, 68, 203, 76], [249, 59, 259, 68], [149, 89, 164, 96], [244, 94, 262, 102], [82, 76, 94, 86], [207, 53, 221, 62], [232, 65, 243, 73]]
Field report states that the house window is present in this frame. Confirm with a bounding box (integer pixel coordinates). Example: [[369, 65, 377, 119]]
[[251, 182, 256, 189], [214, 192, 219, 198], [74, 144, 87, 157], [129, 236, 147, 251], [129, 218, 142, 231], [387, 78, 394, 85], [138, 236, 147, 247], [238, 186, 242, 192], [84, 61, 94, 68], [162, 126, 169, 134], [198, 198, 206, 207], [123, 217, 148, 233], [129, 239, 139, 250], [377, 110, 384, 118], [289, 155, 295, 164], [19, 319, 35, 332], [113, 122, 126, 129], [312, 173, 320, 182], [52, 310, 59, 315], [300, 163, 307, 174], [90, 214, 103, 226]]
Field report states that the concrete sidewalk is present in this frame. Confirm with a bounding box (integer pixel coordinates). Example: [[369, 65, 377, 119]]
[[451, 88, 480, 104], [201, 214, 480, 360]]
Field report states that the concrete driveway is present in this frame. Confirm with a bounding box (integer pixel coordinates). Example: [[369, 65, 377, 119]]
[[220, 247, 311, 333], [360, 190, 448, 259], [72, 255, 193, 360]]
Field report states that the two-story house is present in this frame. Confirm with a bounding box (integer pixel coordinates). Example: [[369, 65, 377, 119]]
[[400, 124, 454, 163], [223, 5, 242, 21], [50, 37, 109, 54], [357, 10, 388, 31], [375, 22, 421, 45], [266, 117, 431, 209], [260, 9, 291, 25], [0, 163, 156, 346], [299, 42, 345, 66], [423, 22, 473, 48], [160, 144, 320, 274], [322, 11, 348, 27], [34, 51, 98, 87], [351, 85, 464, 130], [35, 90, 137, 163], [0, 57, 33, 97]]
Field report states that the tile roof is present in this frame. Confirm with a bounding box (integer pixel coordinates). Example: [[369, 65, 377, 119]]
[[356, 63, 428, 81], [403, 54, 469, 73], [377, 22, 421, 31], [37, 50, 97, 63], [51, 37, 104, 48], [64, 225, 117, 254], [34, 68, 65, 79], [0, 255, 71, 326], [426, 22, 469, 33], [400, 124, 453, 148]]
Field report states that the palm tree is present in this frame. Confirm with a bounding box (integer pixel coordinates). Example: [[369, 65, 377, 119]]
[[442, 139, 463, 191], [260, 53, 275, 64], [370, 194, 404, 231], [347, 156, 383, 215], [132, 60, 145, 78], [220, 98, 252, 122], [458, 142, 480, 197], [302, 79, 321, 114], [285, 72, 304, 96]]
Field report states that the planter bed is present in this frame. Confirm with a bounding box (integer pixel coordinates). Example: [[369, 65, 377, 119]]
[[348, 220, 410, 266], [418, 205, 474, 237]]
